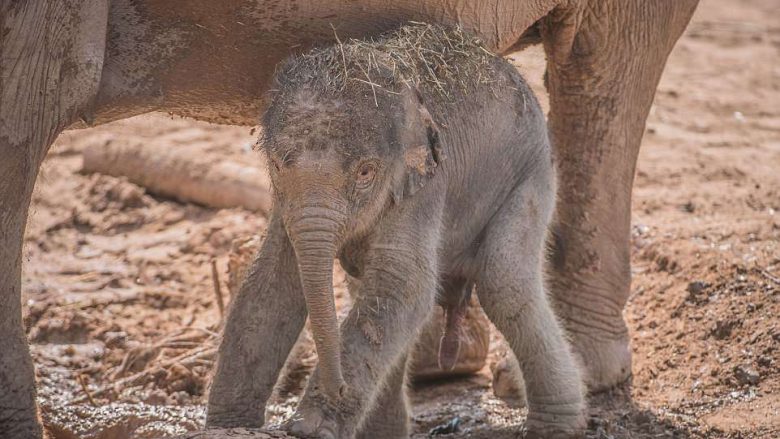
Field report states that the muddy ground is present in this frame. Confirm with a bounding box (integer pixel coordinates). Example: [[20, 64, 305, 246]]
[[22, 0, 779, 437]]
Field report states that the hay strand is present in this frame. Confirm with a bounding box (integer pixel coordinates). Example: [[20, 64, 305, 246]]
[[274, 23, 500, 101]]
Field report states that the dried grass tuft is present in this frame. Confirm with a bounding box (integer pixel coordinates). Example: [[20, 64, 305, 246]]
[[274, 23, 500, 101]]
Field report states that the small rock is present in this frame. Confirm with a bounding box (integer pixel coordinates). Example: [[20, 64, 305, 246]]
[[633, 410, 653, 426], [711, 320, 737, 340], [681, 201, 696, 213], [687, 281, 710, 297], [428, 416, 461, 436], [734, 365, 760, 386], [171, 390, 191, 404], [687, 280, 710, 301], [633, 224, 650, 236], [588, 416, 607, 430]]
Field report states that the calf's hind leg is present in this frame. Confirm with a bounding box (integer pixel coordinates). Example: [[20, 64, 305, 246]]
[[207, 216, 307, 427], [476, 179, 585, 437]]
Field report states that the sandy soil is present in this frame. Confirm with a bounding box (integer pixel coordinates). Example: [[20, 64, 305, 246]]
[[22, 0, 779, 437]]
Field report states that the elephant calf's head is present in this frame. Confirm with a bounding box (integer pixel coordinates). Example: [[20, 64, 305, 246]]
[[261, 85, 441, 235]]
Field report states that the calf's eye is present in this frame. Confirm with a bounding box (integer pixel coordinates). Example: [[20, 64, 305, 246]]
[[356, 162, 377, 188]]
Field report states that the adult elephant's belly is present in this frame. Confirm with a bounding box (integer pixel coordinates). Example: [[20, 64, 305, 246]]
[[90, 0, 547, 126]]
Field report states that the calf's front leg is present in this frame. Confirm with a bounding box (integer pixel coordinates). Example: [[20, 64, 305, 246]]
[[207, 216, 307, 427], [354, 353, 411, 439], [288, 215, 440, 438]]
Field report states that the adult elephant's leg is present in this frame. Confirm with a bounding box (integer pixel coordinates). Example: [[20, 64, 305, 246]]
[[541, 0, 698, 391], [207, 216, 307, 428], [0, 1, 108, 436], [0, 150, 48, 439]]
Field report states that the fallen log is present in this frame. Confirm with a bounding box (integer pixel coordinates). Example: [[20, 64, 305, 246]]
[[82, 142, 272, 214]]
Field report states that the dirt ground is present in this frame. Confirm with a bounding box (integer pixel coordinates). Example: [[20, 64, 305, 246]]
[[22, 0, 779, 438]]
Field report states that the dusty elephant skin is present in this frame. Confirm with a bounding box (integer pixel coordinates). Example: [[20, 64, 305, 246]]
[[208, 25, 586, 438], [0, 2, 109, 438], [0, 0, 699, 437], [226, 235, 491, 383]]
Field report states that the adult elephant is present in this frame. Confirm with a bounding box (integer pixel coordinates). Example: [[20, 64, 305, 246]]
[[0, 0, 698, 437]]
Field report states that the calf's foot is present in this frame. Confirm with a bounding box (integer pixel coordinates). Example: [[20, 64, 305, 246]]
[[285, 385, 361, 439]]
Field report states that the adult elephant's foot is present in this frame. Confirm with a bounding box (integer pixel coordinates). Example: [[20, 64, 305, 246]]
[[0, 327, 43, 439], [491, 337, 631, 402], [0, 401, 41, 437], [549, 274, 633, 392], [565, 316, 632, 392], [493, 282, 631, 398], [488, 221, 633, 396], [0, 413, 41, 439]]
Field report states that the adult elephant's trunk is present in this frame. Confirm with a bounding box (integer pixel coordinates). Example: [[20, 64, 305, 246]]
[[287, 207, 346, 400]]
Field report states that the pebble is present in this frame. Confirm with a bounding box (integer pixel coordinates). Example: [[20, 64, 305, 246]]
[[734, 365, 760, 386], [711, 320, 736, 340], [428, 416, 461, 436], [686, 281, 710, 302]]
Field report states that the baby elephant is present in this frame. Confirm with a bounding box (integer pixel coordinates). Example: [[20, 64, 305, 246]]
[[207, 24, 585, 438]]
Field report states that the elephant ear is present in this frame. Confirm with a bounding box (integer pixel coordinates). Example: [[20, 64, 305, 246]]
[[393, 94, 444, 203]]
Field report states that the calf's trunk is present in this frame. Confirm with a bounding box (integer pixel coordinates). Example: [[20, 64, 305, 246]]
[[288, 212, 346, 400]]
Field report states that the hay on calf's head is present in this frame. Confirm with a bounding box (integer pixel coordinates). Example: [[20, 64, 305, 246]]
[[272, 23, 501, 103]]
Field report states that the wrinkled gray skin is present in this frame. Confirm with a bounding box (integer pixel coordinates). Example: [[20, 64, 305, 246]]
[[1, 1, 698, 438], [207, 37, 585, 438]]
